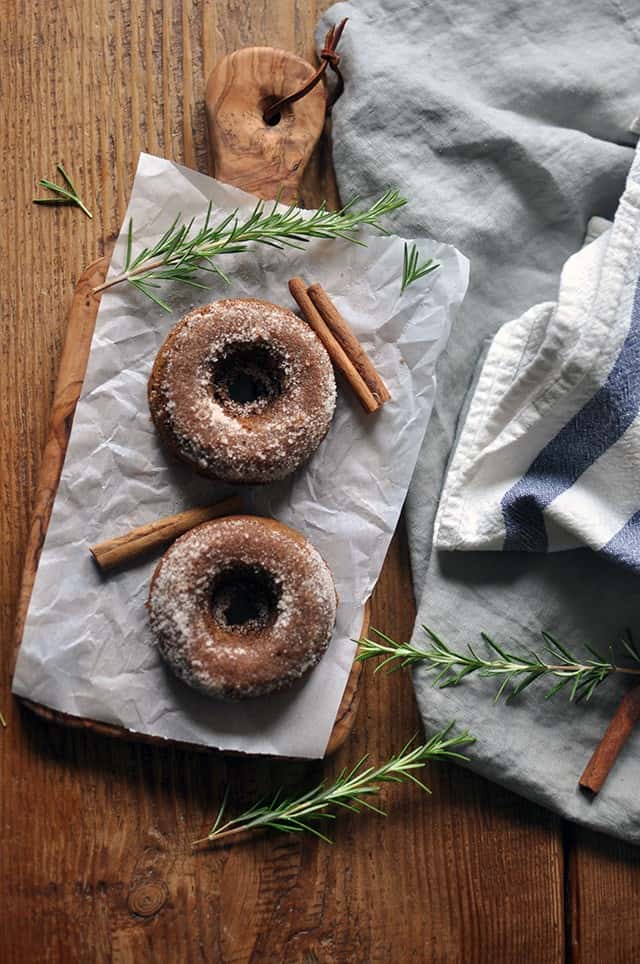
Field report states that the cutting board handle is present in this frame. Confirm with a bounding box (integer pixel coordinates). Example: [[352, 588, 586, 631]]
[[205, 46, 327, 204]]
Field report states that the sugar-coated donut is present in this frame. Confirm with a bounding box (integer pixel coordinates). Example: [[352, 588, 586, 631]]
[[147, 515, 337, 700], [148, 299, 336, 484]]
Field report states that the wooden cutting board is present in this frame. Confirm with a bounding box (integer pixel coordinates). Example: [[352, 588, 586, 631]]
[[12, 46, 364, 757]]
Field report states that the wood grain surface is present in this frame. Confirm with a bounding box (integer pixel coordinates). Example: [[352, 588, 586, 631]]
[[206, 46, 326, 201], [1, 2, 638, 962], [12, 257, 108, 649]]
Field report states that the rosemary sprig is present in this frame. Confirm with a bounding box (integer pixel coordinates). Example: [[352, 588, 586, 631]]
[[357, 626, 640, 703], [194, 723, 474, 847], [33, 163, 93, 219], [400, 241, 439, 293], [93, 189, 407, 310]]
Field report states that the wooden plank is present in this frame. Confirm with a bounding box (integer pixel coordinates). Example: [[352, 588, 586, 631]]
[[567, 826, 640, 962], [0, 1, 566, 961]]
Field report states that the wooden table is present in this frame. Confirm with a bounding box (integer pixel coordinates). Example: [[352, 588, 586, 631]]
[[2, 3, 639, 961]]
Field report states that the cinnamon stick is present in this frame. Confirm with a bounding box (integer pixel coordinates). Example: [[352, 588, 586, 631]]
[[90, 496, 243, 572], [579, 683, 640, 795], [307, 283, 391, 405], [288, 277, 380, 414]]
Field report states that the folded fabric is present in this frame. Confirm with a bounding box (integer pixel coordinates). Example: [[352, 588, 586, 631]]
[[319, 0, 640, 841], [436, 148, 640, 569], [319, 0, 639, 590]]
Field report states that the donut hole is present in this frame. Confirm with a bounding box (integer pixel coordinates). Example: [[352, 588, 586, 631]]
[[210, 343, 286, 414], [209, 563, 282, 633]]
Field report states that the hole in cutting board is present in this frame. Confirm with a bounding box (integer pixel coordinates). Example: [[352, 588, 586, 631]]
[[262, 95, 285, 127]]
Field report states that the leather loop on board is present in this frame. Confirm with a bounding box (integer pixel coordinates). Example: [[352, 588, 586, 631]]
[[263, 19, 348, 124]]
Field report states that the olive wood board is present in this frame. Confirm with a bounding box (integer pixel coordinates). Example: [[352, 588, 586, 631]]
[[205, 46, 327, 203], [12, 254, 366, 758]]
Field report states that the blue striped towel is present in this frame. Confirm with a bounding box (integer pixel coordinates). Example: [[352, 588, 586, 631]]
[[435, 142, 640, 571]]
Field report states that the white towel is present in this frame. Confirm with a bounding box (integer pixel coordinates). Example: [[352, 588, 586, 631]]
[[435, 142, 640, 569]]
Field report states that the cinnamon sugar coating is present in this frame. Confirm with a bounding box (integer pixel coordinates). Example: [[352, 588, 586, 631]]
[[148, 299, 336, 484], [148, 516, 337, 700]]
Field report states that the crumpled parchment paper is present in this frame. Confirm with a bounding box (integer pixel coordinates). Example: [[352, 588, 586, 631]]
[[13, 153, 468, 758]]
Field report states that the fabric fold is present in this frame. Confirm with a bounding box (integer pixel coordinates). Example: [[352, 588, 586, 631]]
[[436, 150, 640, 568], [320, 0, 640, 841]]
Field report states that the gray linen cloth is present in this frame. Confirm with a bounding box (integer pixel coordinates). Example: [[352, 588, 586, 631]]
[[319, 0, 640, 841]]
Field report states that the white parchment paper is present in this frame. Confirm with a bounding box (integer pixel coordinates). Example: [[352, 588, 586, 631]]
[[13, 153, 468, 758]]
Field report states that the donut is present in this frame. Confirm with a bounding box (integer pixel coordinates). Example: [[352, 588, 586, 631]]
[[148, 298, 336, 484], [147, 515, 338, 700]]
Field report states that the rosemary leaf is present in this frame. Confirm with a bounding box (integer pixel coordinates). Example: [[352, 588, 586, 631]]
[[400, 241, 439, 294], [94, 189, 407, 309], [356, 626, 640, 703], [33, 164, 93, 219], [195, 723, 474, 847]]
